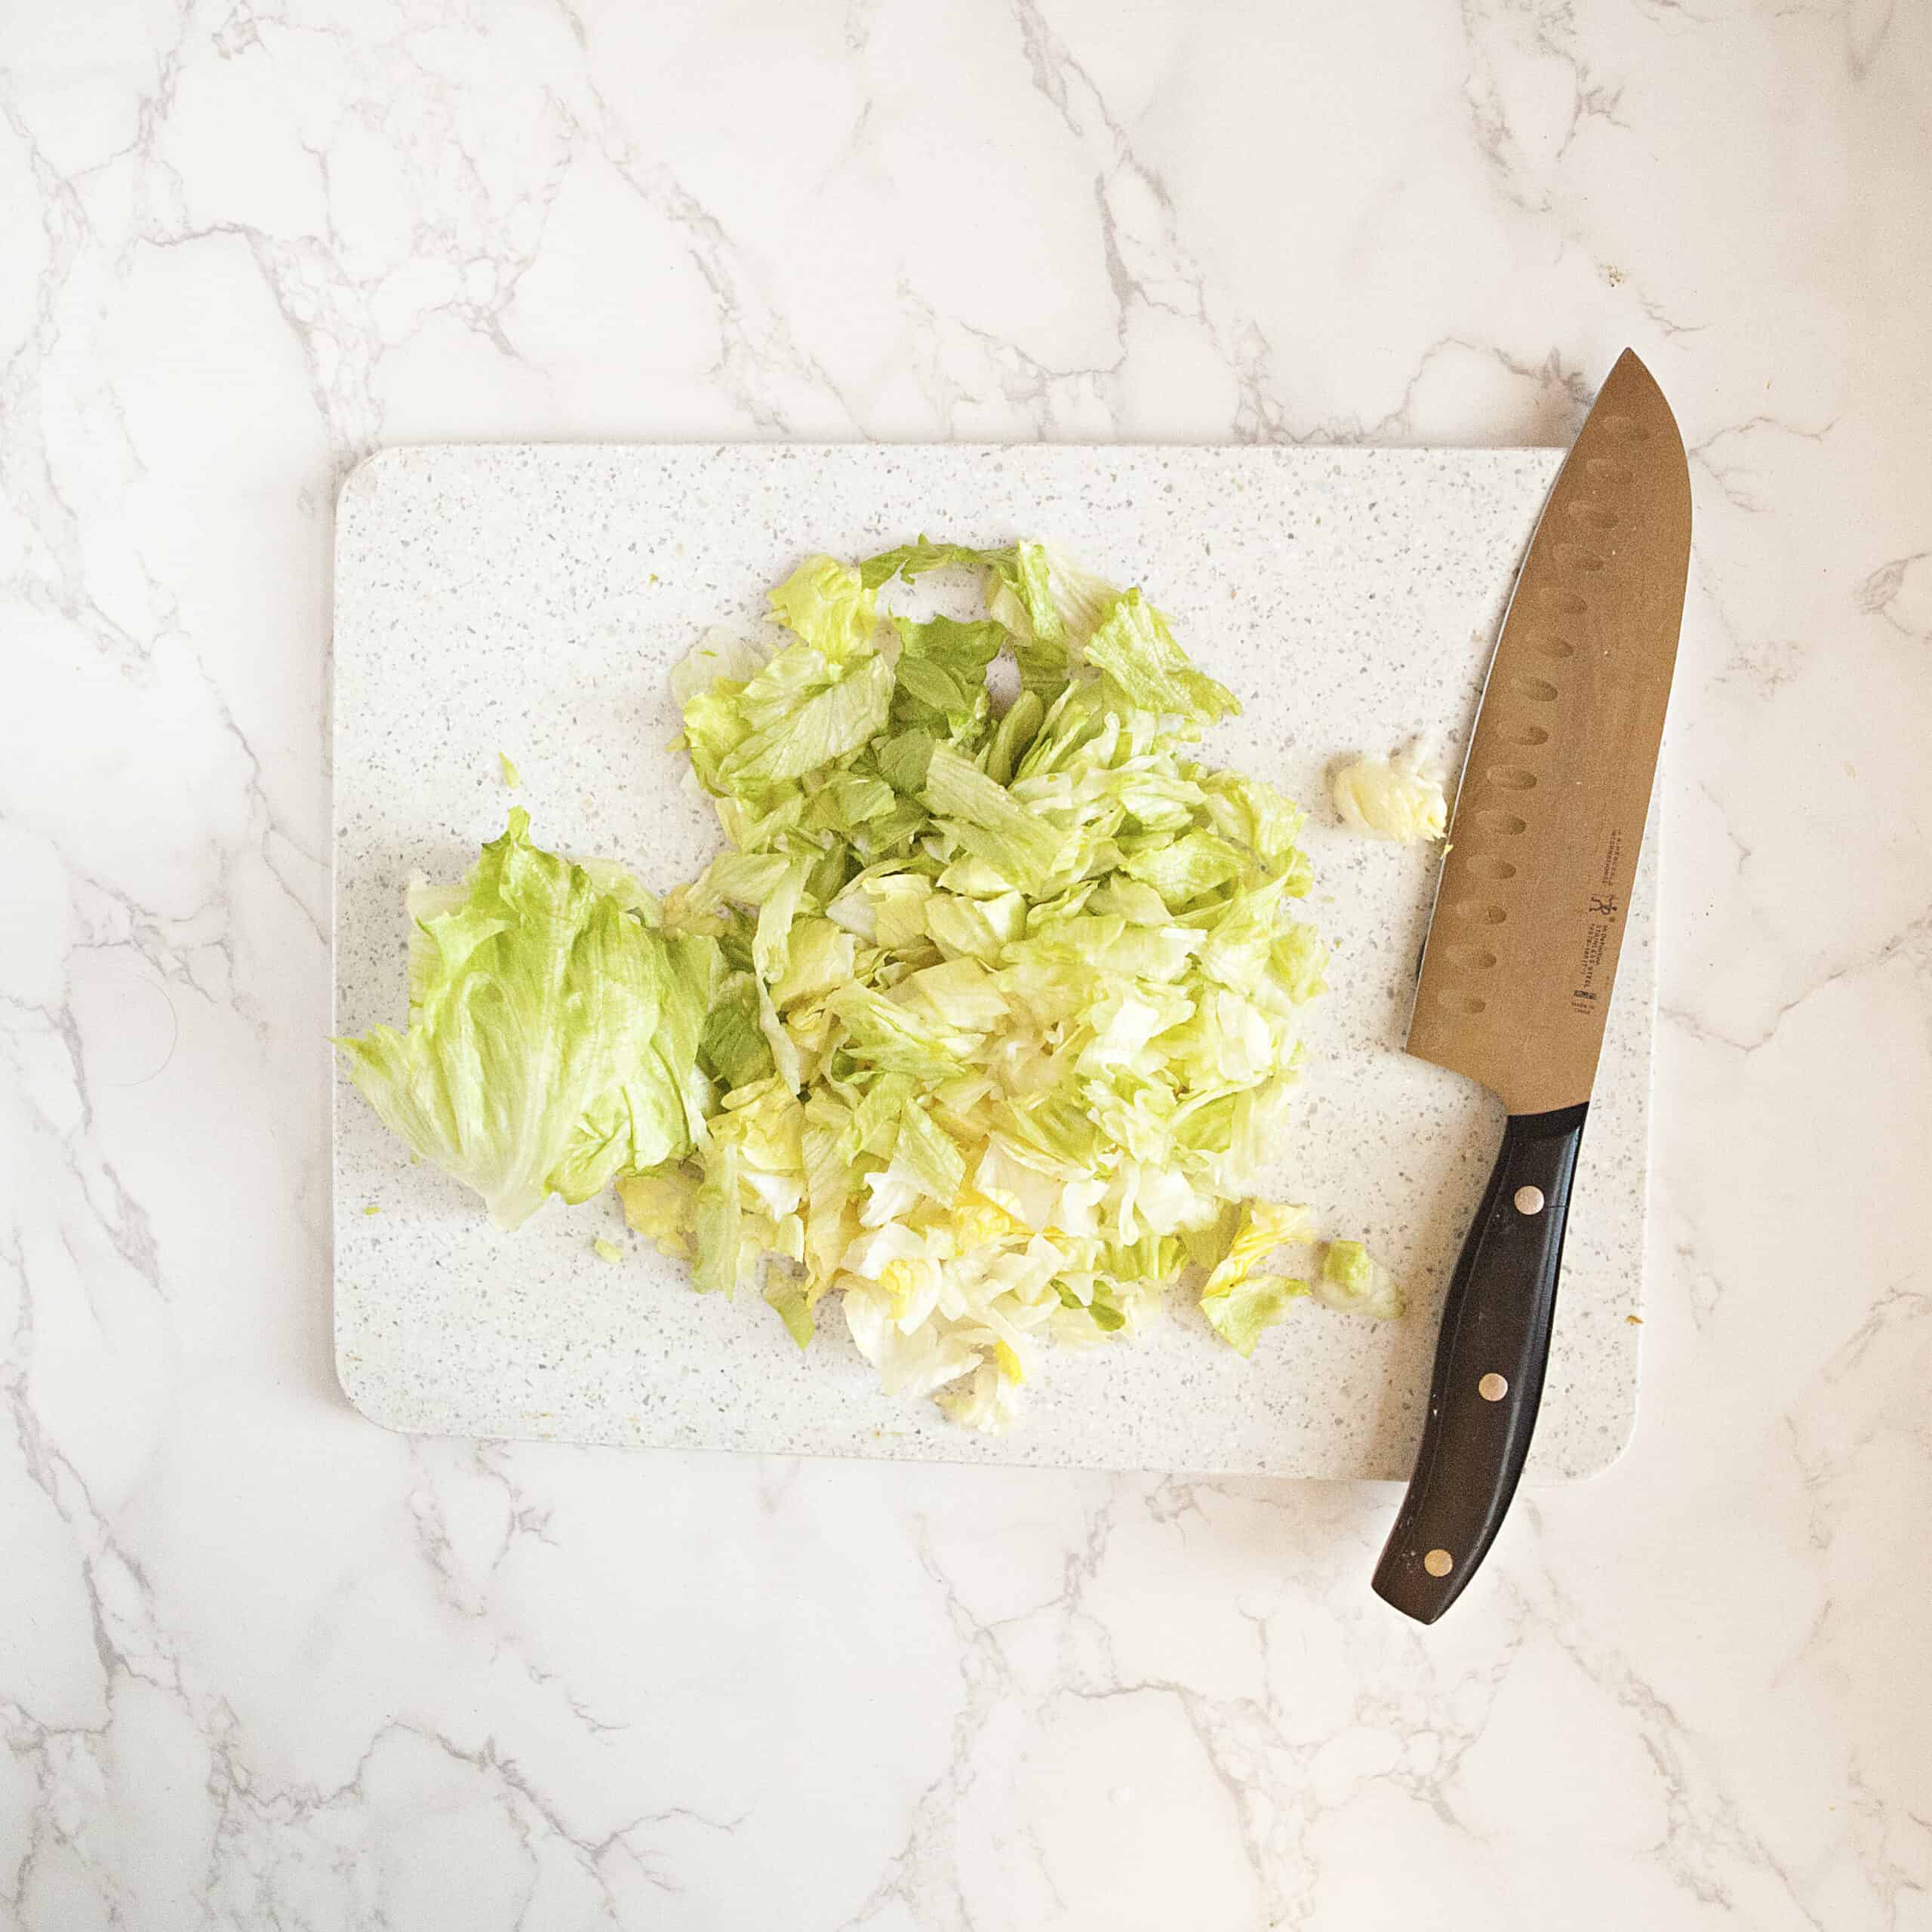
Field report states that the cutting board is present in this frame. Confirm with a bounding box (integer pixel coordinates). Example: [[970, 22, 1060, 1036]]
[[332, 444, 1653, 1480]]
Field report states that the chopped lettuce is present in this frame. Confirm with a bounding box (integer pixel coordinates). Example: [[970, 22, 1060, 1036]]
[[986, 540, 1121, 692], [1203, 1274, 1307, 1356], [343, 539, 1403, 1431], [921, 743, 1066, 891], [766, 554, 879, 661], [764, 1273, 816, 1348], [617, 1164, 701, 1258], [1083, 590, 1239, 726], [1316, 1239, 1404, 1319], [858, 536, 1009, 592]]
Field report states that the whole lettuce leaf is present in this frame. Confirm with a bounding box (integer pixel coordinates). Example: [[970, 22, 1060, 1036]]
[[337, 809, 717, 1229]]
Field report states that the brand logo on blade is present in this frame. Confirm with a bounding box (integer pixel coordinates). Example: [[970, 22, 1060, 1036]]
[[1570, 831, 1627, 1013]]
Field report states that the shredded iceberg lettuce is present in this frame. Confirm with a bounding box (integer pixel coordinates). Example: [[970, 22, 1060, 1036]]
[[340, 542, 1402, 1429], [1316, 1238, 1404, 1320]]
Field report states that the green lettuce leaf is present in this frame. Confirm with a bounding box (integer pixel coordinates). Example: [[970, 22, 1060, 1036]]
[[768, 555, 878, 661], [1316, 1240, 1404, 1319], [921, 743, 1066, 891], [701, 971, 776, 1091], [1202, 1273, 1307, 1356], [337, 811, 714, 1230], [714, 651, 894, 792], [764, 1273, 816, 1347], [894, 614, 1008, 678], [891, 1101, 968, 1205], [1084, 589, 1239, 726], [985, 689, 1045, 785], [858, 537, 1008, 591]]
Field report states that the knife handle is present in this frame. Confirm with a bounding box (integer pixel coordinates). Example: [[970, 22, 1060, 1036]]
[[1372, 1103, 1589, 1623]]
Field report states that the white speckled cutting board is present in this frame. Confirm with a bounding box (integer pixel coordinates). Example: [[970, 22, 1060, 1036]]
[[332, 445, 1653, 1479]]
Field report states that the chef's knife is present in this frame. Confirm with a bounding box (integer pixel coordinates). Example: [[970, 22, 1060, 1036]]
[[1373, 349, 1690, 1623]]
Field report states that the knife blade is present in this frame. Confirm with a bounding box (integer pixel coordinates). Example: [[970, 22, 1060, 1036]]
[[1372, 348, 1690, 1623]]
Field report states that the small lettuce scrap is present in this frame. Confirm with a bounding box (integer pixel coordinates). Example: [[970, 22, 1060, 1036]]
[[1316, 1239, 1404, 1319], [1197, 1201, 1311, 1356], [1331, 740, 1447, 842]]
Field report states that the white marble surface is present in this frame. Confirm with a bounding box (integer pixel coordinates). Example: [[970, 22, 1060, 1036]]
[[2, 2, 1926, 1926]]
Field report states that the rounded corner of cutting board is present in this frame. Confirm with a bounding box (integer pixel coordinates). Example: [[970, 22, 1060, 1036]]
[[335, 443, 411, 519], [1537, 1365, 1642, 1485], [332, 1325, 427, 1438]]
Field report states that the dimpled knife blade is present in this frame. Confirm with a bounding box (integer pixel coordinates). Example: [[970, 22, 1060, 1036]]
[[1406, 350, 1690, 1115]]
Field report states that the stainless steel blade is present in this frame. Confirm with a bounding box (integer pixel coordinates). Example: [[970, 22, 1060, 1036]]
[[1406, 349, 1690, 1115]]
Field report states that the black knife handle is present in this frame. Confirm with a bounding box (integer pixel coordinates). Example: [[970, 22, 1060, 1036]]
[[1372, 1103, 1589, 1623]]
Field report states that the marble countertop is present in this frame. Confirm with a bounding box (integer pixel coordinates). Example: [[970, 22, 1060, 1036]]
[[3, 5, 1925, 1927]]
